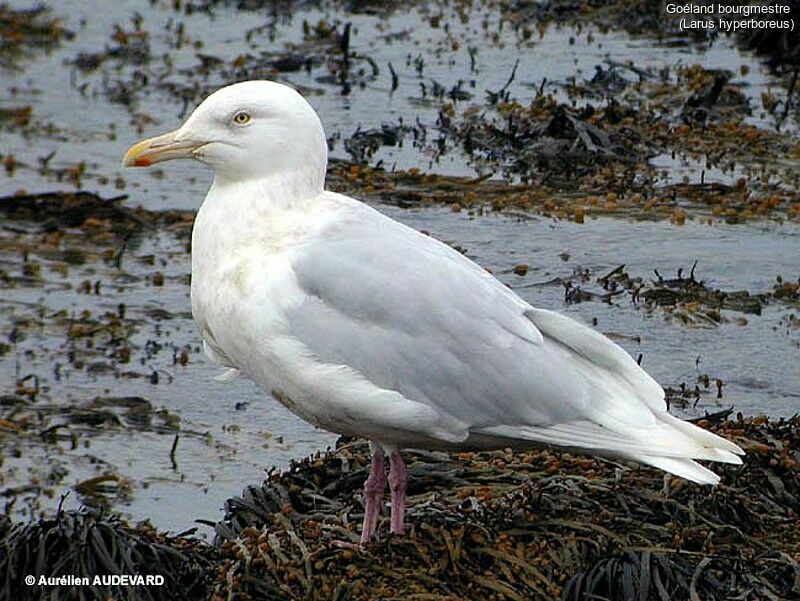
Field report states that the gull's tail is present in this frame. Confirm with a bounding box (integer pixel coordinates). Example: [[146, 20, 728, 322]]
[[480, 411, 743, 485], [621, 411, 744, 485], [476, 307, 746, 485]]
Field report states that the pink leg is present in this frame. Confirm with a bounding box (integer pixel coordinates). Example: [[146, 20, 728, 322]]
[[360, 442, 386, 545], [389, 450, 407, 535]]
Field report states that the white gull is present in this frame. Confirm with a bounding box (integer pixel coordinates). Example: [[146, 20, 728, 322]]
[[123, 80, 744, 544]]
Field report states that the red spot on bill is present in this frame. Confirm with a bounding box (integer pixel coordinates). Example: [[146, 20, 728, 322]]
[[133, 157, 152, 167]]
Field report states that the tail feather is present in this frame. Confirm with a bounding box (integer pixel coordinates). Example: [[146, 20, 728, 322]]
[[631, 454, 721, 485], [659, 411, 745, 456]]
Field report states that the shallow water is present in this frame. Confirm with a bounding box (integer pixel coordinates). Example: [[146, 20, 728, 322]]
[[1, 0, 792, 200], [1, 0, 798, 535]]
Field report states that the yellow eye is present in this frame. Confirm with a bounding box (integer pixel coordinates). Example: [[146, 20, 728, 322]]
[[233, 111, 251, 125]]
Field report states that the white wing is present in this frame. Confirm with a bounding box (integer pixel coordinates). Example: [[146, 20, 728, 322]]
[[272, 195, 742, 482], [283, 198, 576, 427]]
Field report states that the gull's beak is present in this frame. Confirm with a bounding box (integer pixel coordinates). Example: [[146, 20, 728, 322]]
[[122, 130, 203, 167]]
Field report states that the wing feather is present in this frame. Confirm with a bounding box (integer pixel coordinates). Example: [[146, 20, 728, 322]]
[[285, 198, 587, 429]]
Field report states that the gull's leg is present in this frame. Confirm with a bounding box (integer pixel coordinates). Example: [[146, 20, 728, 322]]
[[360, 441, 386, 545], [388, 450, 407, 535]]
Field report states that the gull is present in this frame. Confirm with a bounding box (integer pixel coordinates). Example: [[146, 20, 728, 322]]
[[123, 81, 744, 544]]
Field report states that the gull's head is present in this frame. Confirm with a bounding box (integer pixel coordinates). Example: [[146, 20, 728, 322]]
[[123, 80, 327, 189]]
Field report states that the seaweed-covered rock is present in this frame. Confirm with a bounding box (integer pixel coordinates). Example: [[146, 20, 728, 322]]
[[0, 508, 216, 601], [212, 416, 800, 600], [1, 417, 797, 600]]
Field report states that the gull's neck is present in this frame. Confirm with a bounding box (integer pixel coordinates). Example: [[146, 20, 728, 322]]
[[208, 165, 326, 213], [193, 166, 329, 257]]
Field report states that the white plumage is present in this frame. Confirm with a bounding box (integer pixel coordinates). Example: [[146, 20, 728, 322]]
[[123, 80, 744, 543]]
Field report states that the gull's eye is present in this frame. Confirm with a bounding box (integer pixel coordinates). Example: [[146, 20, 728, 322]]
[[233, 111, 251, 125]]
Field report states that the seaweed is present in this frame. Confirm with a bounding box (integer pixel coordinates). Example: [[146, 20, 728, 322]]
[[0, 4, 73, 67], [209, 416, 800, 600], [0, 190, 195, 238], [739, 0, 800, 70], [594, 261, 787, 324], [563, 550, 723, 601], [0, 507, 217, 601]]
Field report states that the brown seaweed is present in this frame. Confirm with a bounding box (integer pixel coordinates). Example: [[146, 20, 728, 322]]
[[0, 507, 217, 601], [209, 416, 800, 600]]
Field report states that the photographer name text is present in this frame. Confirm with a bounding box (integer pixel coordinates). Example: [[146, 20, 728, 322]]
[[28, 574, 165, 586]]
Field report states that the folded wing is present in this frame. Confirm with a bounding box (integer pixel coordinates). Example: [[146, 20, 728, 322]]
[[281, 196, 743, 480]]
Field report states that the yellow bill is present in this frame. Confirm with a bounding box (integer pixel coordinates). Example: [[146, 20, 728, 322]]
[[122, 130, 202, 167]]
